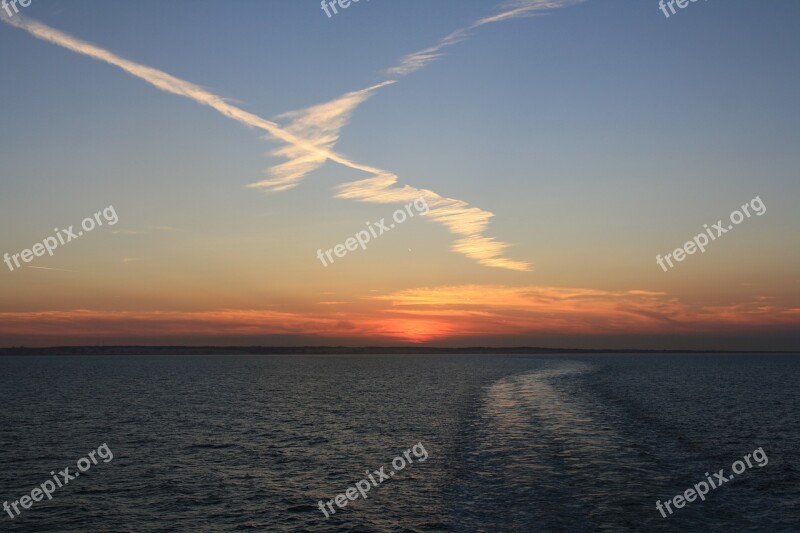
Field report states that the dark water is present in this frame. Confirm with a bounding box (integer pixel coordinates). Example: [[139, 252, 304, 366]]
[[0, 354, 797, 532]]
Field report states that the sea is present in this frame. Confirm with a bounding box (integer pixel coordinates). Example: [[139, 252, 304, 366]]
[[0, 354, 797, 532]]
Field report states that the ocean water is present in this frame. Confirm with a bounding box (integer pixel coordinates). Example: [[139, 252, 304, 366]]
[[0, 354, 797, 532]]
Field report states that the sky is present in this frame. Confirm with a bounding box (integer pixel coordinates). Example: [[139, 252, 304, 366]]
[[0, 0, 798, 349]]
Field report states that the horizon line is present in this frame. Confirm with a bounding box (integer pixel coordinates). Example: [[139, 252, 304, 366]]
[[1, 345, 798, 355]]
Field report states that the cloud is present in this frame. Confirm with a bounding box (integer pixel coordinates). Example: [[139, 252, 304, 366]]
[[0, 308, 436, 345], [1, 286, 796, 346], [388, 0, 583, 76], [472, 0, 584, 27], [375, 285, 800, 339], [335, 173, 531, 271], [26, 266, 77, 273], [386, 29, 468, 77]]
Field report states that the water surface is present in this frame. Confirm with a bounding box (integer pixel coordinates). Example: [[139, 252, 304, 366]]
[[0, 354, 797, 531]]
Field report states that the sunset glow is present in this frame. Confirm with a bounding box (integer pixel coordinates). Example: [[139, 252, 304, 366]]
[[1, 1, 798, 350]]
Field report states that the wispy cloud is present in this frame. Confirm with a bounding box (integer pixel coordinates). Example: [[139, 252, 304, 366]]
[[1, 286, 796, 345], [334, 173, 531, 270], [0, 308, 410, 344], [388, 0, 583, 76], [386, 29, 468, 77], [473, 0, 583, 26], [375, 284, 800, 340], [26, 266, 77, 273]]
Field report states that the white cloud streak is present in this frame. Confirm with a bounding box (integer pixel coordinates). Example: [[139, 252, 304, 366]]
[[388, 0, 583, 76], [0, 12, 384, 177]]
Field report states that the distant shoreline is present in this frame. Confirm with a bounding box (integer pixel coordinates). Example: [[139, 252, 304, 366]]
[[0, 346, 797, 356]]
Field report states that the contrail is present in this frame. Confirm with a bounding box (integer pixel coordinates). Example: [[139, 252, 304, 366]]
[[0, 12, 384, 178], [388, 0, 584, 76], [26, 265, 78, 273]]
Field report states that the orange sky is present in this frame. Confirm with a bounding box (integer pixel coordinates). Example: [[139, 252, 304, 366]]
[[1, 285, 797, 349]]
